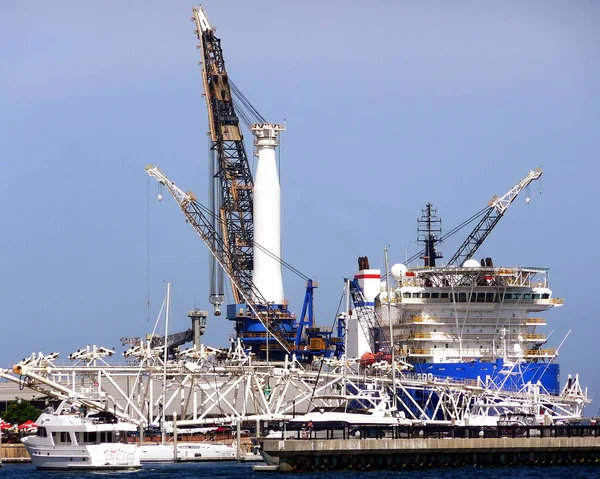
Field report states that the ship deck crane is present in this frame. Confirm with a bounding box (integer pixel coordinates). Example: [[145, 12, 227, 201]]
[[406, 168, 543, 266], [447, 168, 543, 266], [146, 165, 292, 355], [192, 6, 255, 312]]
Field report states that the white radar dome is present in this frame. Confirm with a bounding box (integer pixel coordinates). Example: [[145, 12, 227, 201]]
[[391, 263, 407, 281], [463, 259, 481, 268]]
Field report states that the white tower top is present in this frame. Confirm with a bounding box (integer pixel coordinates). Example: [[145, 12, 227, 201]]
[[251, 123, 286, 147]]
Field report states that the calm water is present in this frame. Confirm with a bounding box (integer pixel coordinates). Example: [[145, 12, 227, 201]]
[[1, 462, 599, 479]]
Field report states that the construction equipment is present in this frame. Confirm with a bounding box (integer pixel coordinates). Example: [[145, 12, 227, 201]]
[[192, 6, 254, 312], [406, 168, 543, 266], [146, 165, 293, 355], [447, 168, 543, 266]]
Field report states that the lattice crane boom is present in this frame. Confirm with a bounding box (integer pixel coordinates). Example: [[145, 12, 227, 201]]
[[489, 168, 543, 214], [146, 165, 291, 354], [192, 5, 254, 305], [447, 167, 543, 266]]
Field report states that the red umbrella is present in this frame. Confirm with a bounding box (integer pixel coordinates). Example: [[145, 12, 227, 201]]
[[0, 422, 12, 430], [18, 420, 38, 429]]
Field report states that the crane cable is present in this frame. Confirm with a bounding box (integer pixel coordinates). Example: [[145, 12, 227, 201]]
[[209, 80, 306, 279], [229, 80, 267, 126], [192, 197, 311, 282]]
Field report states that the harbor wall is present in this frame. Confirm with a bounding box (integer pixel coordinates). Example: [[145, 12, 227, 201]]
[[260, 437, 600, 472]]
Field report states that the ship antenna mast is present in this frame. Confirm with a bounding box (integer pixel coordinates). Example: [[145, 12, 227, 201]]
[[417, 203, 443, 267]]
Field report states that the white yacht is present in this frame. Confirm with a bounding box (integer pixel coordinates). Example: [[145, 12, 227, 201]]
[[287, 393, 412, 440], [21, 400, 141, 470]]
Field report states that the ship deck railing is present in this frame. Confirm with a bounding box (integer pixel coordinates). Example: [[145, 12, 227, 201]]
[[404, 317, 547, 325]]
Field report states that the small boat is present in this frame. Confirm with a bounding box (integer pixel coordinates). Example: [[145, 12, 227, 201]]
[[21, 400, 141, 470], [286, 393, 412, 439], [139, 441, 237, 462]]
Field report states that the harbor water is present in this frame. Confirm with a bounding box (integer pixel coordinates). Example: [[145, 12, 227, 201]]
[[1, 462, 598, 478]]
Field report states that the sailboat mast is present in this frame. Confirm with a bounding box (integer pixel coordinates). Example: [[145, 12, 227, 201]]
[[384, 247, 396, 406], [161, 282, 171, 444], [344, 279, 350, 388]]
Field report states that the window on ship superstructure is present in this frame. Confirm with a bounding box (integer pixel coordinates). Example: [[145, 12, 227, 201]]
[[52, 431, 72, 444], [36, 427, 48, 437], [99, 431, 114, 443]]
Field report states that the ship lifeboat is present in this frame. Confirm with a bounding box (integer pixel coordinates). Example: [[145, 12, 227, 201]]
[[360, 352, 376, 366]]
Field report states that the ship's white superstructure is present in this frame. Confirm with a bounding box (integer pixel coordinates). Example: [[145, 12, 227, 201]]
[[385, 264, 560, 362], [374, 262, 563, 392]]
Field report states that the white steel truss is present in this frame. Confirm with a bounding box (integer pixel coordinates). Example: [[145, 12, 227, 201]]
[[1, 345, 588, 428]]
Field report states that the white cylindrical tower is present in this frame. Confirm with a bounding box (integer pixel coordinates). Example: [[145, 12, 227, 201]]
[[251, 123, 286, 305]]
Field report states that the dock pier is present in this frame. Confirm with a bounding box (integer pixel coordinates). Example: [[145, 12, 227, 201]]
[[257, 425, 600, 472]]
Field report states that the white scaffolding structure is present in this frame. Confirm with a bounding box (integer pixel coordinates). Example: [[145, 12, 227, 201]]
[[0, 345, 588, 428]]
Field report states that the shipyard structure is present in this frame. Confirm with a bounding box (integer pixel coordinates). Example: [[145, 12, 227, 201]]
[[0, 5, 589, 441]]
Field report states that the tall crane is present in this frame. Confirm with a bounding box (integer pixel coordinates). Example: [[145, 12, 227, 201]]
[[192, 6, 254, 310], [146, 165, 292, 354], [446, 168, 543, 266]]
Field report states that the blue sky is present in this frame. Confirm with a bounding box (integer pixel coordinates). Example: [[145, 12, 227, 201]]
[[1, 1, 598, 410]]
